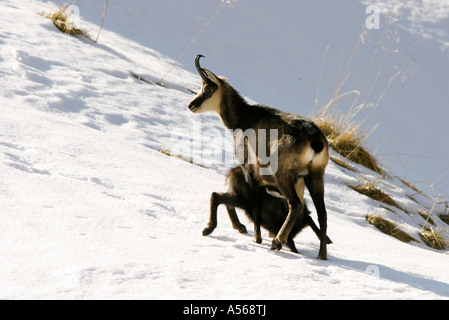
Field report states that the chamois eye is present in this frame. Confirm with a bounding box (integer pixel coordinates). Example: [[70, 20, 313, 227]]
[[204, 86, 213, 95]]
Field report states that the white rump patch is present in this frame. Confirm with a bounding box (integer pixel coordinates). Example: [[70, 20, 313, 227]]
[[299, 145, 314, 168], [303, 146, 314, 164], [311, 148, 329, 167], [300, 144, 329, 170]]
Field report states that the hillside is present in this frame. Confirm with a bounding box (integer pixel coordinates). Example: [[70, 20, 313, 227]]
[[56, 0, 449, 195], [1, 0, 449, 299]]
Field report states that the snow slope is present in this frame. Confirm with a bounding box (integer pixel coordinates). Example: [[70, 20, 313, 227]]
[[52, 0, 449, 196], [1, 0, 449, 299]]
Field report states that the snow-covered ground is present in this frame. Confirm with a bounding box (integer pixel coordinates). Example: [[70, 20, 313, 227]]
[[1, 0, 449, 299], [56, 0, 449, 196]]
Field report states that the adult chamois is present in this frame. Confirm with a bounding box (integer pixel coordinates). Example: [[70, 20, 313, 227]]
[[203, 166, 332, 253], [189, 55, 330, 260]]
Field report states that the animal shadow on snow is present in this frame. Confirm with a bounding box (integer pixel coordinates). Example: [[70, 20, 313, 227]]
[[215, 232, 449, 296], [334, 257, 449, 298], [208, 232, 307, 259]]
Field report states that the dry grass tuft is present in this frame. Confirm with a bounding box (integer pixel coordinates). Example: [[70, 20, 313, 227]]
[[400, 179, 421, 194], [349, 183, 400, 210], [160, 149, 208, 169], [41, 4, 90, 38], [440, 215, 449, 225], [315, 118, 382, 175], [418, 209, 435, 226], [330, 156, 356, 172], [366, 214, 415, 243], [419, 226, 447, 250], [160, 149, 194, 164]]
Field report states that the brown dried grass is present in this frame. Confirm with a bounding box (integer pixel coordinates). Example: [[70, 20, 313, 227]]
[[42, 4, 90, 38], [366, 214, 415, 243], [316, 118, 382, 175]]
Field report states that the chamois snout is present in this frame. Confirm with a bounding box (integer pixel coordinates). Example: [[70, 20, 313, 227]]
[[188, 96, 202, 113]]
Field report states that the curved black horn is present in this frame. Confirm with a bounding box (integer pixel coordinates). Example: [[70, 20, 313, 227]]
[[195, 54, 209, 82]]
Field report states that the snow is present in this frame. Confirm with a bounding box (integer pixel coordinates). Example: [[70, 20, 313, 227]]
[[1, 0, 449, 300], [64, 0, 449, 195]]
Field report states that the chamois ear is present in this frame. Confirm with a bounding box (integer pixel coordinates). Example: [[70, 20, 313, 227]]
[[203, 69, 222, 86]]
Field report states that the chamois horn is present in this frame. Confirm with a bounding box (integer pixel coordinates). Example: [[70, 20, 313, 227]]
[[195, 54, 209, 82]]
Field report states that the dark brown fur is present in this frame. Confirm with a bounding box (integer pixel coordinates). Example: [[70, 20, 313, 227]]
[[189, 55, 330, 259], [203, 167, 332, 253]]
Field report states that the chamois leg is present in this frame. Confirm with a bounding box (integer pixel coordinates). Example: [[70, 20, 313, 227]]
[[203, 192, 246, 236], [203, 192, 221, 236], [226, 205, 247, 234], [252, 204, 262, 244], [305, 171, 328, 260], [271, 176, 305, 251], [286, 237, 299, 253], [304, 215, 333, 244]]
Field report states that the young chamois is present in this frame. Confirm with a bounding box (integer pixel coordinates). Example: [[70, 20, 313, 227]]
[[188, 55, 330, 260], [203, 166, 332, 253]]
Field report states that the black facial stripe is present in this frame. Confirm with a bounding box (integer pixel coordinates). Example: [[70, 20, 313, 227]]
[[191, 95, 204, 108]]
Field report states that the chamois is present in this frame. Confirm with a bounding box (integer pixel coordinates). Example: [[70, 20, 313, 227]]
[[203, 166, 332, 253], [189, 55, 330, 260]]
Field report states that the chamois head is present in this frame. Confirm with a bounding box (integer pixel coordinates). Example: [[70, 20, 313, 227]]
[[188, 55, 223, 114]]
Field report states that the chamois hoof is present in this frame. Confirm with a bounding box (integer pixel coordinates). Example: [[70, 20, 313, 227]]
[[326, 236, 333, 244], [317, 252, 328, 260], [286, 238, 299, 253], [202, 226, 216, 236], [253, 237, 262, 244], [235, 224, 248, 234], [271, 238, 283, 251]]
